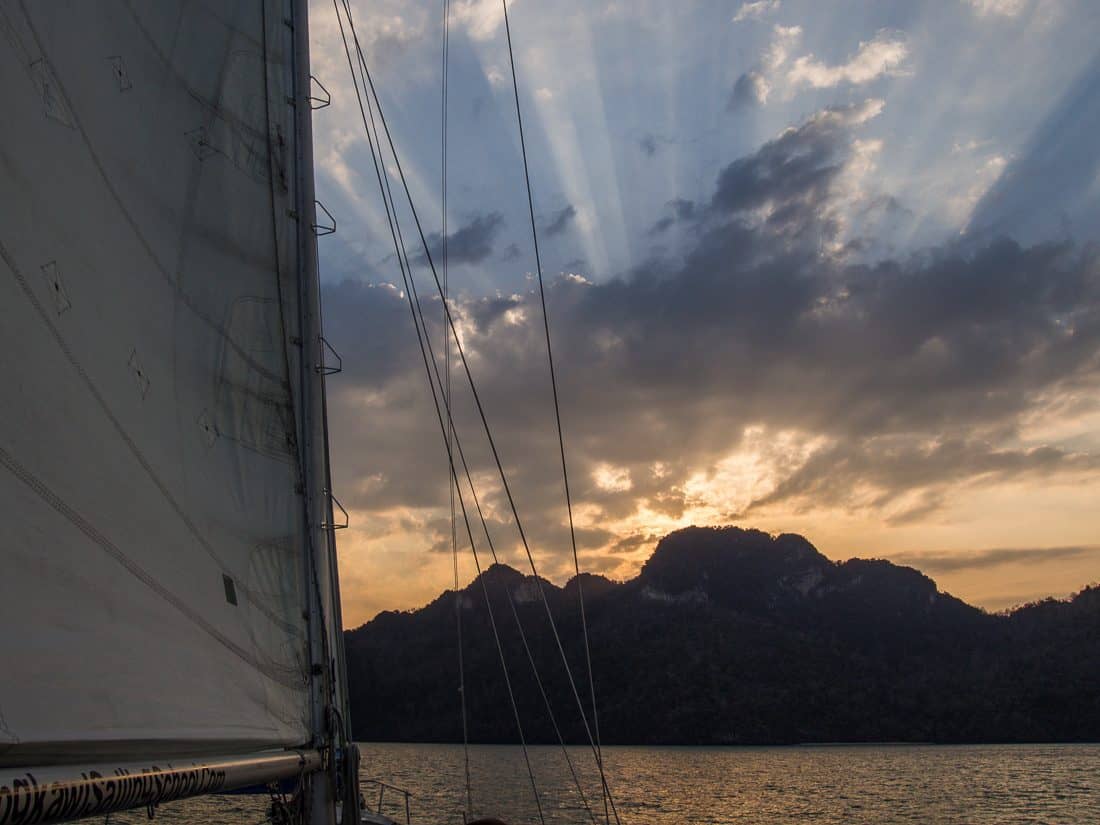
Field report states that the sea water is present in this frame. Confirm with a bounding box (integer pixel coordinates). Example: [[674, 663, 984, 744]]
[[80, 742, 1100, 824]]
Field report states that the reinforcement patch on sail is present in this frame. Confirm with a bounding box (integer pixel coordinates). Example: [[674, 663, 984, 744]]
[[0, 0, 314, 764]]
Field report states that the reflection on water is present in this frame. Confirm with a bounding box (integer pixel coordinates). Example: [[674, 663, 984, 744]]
[[358, 742, 1100, 825], [81, 743, 1100, 824]]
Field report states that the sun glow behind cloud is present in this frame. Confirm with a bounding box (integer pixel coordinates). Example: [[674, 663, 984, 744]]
[[334, 420, 1100, 630]]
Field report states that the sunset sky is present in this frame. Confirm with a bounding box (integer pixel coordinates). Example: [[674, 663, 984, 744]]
[[307, 0, 1100, 627]]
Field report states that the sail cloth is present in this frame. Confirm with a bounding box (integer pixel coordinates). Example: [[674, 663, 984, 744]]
[[0, 0, 316, 765]]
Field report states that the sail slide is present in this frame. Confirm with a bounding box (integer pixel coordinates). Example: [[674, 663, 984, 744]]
[[0, 0, 338, 782]]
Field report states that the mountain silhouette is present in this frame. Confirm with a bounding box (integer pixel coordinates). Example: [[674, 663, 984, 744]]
[[344, 526, 1100, 745]]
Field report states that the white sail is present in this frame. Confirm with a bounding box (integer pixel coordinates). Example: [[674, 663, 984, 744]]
[[0, 0, 325, 767]]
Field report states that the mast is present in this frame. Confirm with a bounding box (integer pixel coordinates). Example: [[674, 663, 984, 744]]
[[289, 0, 353, 820]]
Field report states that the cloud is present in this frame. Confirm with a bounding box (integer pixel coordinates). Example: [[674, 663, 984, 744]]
[[451, 0, 517, 41], [764, 24, 803, 72], [727, 24, 798, 110], [732, 0, 781, 23], [593, 463, 633, 492], [741, 438, 1100, 522], [647, 198, 699, 235], [323, 101, 1100, 594], [669, 198, 697, 220], [787, 31, 909, 90], [309, 2, 429, 69], [638, 134, 674, 157], [965, 0, 1028, 17], [728, 71, 770, 109], [648, 216, 675, 236], [543, 204, 577, 237], [894, 545, 1100, 573], [710, 99, 883, 232], [413, 212, 505, 266], [732, 26, 904, 108]]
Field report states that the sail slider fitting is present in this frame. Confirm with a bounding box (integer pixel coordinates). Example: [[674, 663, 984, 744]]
[[321, 490, 349, 531], [308, 76, 331, 110], [312, 200, 336, 236], [315, 336, 342, 376]]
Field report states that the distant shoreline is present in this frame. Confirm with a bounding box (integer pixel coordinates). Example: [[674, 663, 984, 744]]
[[346, 527, 1100, 746]]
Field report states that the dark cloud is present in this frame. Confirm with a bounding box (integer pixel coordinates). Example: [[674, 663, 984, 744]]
[[742, 439, 1100, 520], [859, 194, 907, 218], [893, 545, 1100, 574], [647, 198, 698, 236], [659, 97, 869, 236], [710, 100, 878, 234], [608, 532, 662, 555], [413, 212, 504, 266], [543, 204, 577, 237], [647, 216, 675, 236], [638, 134, 677, 157], [323, 100, 1100, 561], [670, 198, 696, 220], [727, 71, 766, 110]]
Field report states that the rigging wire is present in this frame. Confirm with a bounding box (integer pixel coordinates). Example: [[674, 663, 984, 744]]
[[498, 2, 613, 822], [331, 3, 545, 821], [333, 2, 619, 821], [371, 157, 599, 823], [335, 4, 592, 820], [370, 78, 596, 818], [399, 220, 600, 825], [440, 0, 472, 815], [336, 8, 622, 820]]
